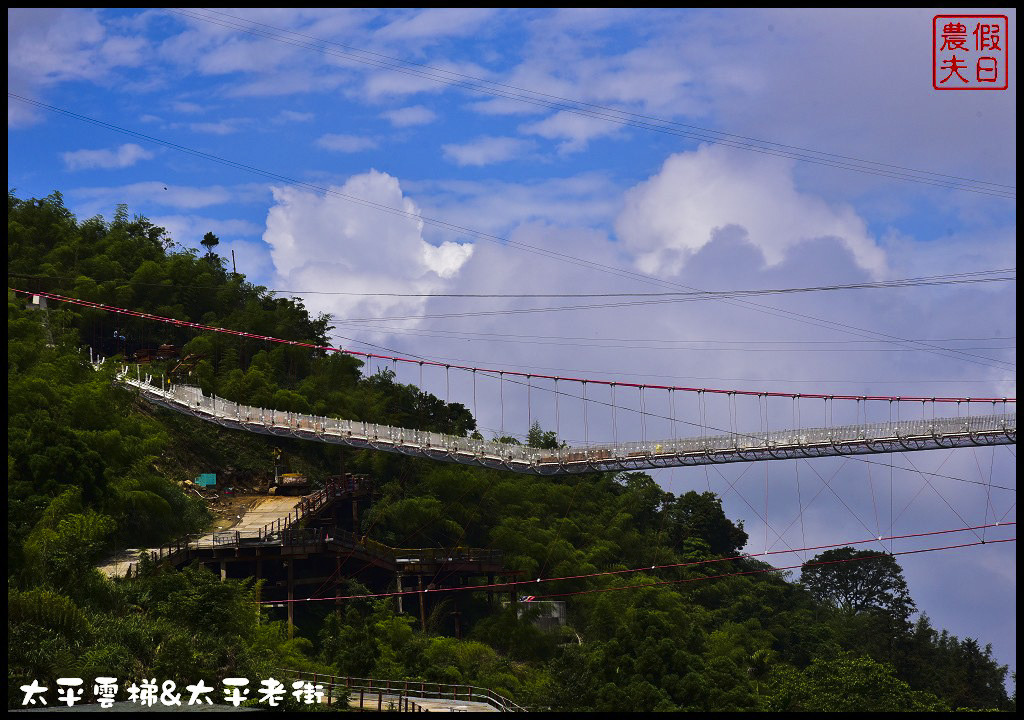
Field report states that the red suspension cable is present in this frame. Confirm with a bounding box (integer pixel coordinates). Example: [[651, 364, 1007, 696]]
[[259, 521, 1014, 604], [12, 288, 1016, 404]]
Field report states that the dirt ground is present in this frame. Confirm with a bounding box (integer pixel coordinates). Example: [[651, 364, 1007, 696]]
[[202, 491, 264, 532]]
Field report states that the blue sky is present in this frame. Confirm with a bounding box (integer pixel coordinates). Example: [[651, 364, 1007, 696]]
[[8, 8, 1017, 680]]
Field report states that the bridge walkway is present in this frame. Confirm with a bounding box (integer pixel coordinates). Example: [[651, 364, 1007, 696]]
[[121, 371, 1016, 475]]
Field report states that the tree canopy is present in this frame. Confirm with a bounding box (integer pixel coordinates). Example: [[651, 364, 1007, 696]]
[[801, 547, 916, 622]]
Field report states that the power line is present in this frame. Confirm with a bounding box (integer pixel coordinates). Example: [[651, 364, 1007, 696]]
[[8, 268, 1015, 298], [9, 272, 1015, 303], [341, 343, 1012, 385], [531, 537, 1015, 601], [329, 283, 1017, 323], [7, 94, 1014, 371], [332, 324, 1016, 349], [12, 270, 1011, 353], [11, 267, 1016, 358], [258, 523, 1015, 604], [336, 325, 1016, 359], [339, 334, 1015, 354], [172, 8, 1015, 198]]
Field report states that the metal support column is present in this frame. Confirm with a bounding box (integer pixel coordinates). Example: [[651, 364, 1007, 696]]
[[286, 560, 294, 640], [418, 575, 427, 632]]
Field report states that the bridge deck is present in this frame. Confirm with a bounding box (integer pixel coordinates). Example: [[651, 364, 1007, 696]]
[[121, 372, 1015, 475]]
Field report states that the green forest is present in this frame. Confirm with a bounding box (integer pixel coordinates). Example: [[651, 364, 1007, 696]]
[[7, 190, 1015, 711]]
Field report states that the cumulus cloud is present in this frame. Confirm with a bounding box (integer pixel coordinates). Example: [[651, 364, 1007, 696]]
[[442, 136, 534, 166], [422, 240, 474, 279], [262, 170, 473, 326], [316, 133, 378, 152], [62, 143, 154, 170], [407, 172, 621, 246], [616, 144, 888, 277]]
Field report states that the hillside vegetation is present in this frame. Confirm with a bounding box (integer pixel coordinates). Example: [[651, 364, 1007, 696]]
[[7, 190, 1013, 711]]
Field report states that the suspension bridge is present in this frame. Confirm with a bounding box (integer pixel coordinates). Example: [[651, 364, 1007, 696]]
[[13, 289, 1017, 473], [119, 368, 1015, 474]]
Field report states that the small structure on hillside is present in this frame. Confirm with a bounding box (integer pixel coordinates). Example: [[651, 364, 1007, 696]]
[[195, 473, 217, 487], [275, 473, 309, 496], [504, 599, 567, 632], [133, 344, 179, 363]]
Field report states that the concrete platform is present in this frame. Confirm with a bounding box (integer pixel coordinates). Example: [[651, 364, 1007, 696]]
[[97, 496, 304, 578]]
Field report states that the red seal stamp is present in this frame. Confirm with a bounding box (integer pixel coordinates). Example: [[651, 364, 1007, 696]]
[[933, 15, 1009, 90]]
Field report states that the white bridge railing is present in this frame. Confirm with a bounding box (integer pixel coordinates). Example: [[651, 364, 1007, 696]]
[[119, 370, 1015, 474]]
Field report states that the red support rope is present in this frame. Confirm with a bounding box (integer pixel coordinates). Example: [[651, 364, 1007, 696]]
[[534, 537, 1015, 601], [260, 522, 1014, 604], [11, 288, 1016, 404]]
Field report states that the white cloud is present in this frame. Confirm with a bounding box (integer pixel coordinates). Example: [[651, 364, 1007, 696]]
[[356, 58, 492, 101], [69, 182, 267, 214], [616, 144, 888, 277], [8, 8, 147, 127], [316, 133, 378, 152], [360, 67, 453, 100], [262, 171, 473, 326], [382, 105, 437, 127], [274, 109, 315, 123], [148, 217, 274, 281], [520, 111, 622, 153], [194, 36, 296, 76], [7, 9, 146, 84], [229, 70, 350, 98], [466, 96, 550, 116], [152, 215, 264, 247], [62, 143, 154, 170], [705, 9, 1017, 195], [375, 8, 498, 41], [407, 172, 621, 245], [171, 100, 204, 114], [422, 241, 474, 279], [441, 136, 534, 166], [155, 9, 360, 97], [464, 10, 707, 132], [189, 121, 242, 135]]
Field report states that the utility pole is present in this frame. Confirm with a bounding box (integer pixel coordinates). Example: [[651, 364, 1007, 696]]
[[273, 447, 282, 489]]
